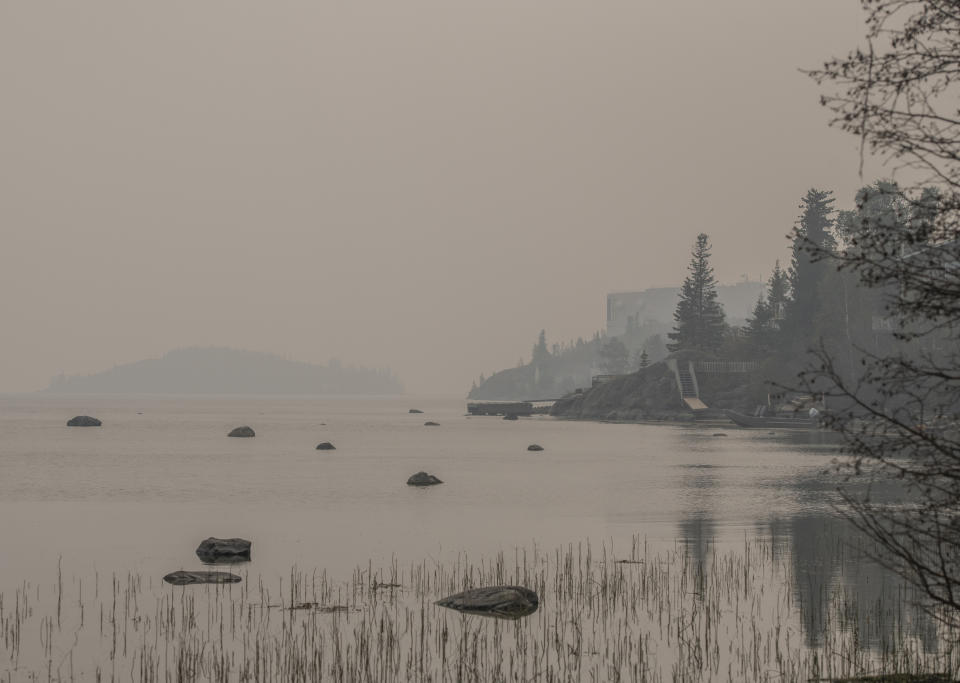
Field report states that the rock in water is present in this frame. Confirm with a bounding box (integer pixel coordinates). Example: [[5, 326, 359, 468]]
[[228, 426, 255, 437], [407, 471, 443, 486], [527, 444, 544, 451], [503, 414, 518, 421], [196, 537, 251, 564], [424, 421, 440, 427], [316, 441, 336, 450], [67, 415, 101, 427], [163, 570, 242, 586], [436, 586, 539, 619], [409, 409, 424, 414]]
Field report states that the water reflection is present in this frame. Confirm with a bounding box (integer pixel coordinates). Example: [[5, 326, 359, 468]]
[[764, 513, 941, 653], [670, 425, 942, 653], [0, 395, 951, 670], [677, 467, 718, 572]]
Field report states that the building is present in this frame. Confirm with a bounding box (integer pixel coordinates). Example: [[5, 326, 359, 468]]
[[606, 280, 763, 337]]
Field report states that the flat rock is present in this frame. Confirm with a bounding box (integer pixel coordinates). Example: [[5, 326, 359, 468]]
[[527, 444, 544, 451], [409, 409, 424, 414], [163, 570, 242, 586], [712, 433, 728, 437], [228, 426, 255, 438], [407, 471, 443, 486], [196, 537, 251, 564], [316, 441, 336, 450], [67, 415, 101, 427], [436, 586, 539, 619], [424, 421, 440, 426]]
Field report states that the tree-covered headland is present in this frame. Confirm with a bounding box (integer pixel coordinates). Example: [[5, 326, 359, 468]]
[[540, 174, 944, 420], [471, 178, 930, 416], [565, 0, 960, 625]]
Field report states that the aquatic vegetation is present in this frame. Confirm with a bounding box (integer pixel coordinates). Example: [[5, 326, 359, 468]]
[[0, 537, 957, 681]]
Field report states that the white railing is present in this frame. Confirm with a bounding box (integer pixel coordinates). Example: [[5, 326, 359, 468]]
[[694, 361, 759, 374]]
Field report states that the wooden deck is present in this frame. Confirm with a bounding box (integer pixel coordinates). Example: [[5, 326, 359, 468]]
[[467, 402, 534, 416]]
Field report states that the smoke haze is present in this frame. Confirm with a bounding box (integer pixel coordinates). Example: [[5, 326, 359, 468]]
[[1, 1, 880, 393]]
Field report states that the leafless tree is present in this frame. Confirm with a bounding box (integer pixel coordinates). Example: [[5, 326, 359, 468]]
[[805, 0, 960, 623]]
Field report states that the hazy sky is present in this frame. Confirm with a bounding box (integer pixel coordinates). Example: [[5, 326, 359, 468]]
[[2, 1, 884, 394]]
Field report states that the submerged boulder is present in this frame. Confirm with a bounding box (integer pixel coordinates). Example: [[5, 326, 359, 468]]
[[424, 421, 440, 427], [228, 426, 255, 438], [163, 570, 242, 586], [407, 471, 443, 486], [195, 537, 251, 564], [435, 586, 539, 619], [316, 441, 336, 450], [67, 415, 101, 427], [409, 409, 424, 414], [527, 444, 544, 451]]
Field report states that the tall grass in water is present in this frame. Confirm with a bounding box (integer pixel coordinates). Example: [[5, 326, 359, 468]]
[[0, 537, 956, 682]]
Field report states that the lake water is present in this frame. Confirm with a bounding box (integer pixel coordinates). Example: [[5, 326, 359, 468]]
[[0, 394, 955, 681]]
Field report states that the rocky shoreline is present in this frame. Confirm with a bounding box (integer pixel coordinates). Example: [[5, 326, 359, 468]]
[[549, 357, 766, 422]]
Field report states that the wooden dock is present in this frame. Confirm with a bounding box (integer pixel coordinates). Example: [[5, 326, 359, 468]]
[[467, 399, 560, 416], [467, 402, 534, 416]]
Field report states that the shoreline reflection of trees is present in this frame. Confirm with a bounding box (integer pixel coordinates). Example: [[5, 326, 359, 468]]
[[674, 444, 939, 651]]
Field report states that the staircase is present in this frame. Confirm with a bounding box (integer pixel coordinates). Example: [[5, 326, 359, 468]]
[[667, 359, 708, 411], [677, 364, 697, 399]]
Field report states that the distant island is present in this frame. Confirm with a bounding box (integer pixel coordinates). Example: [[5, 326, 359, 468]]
[[45, 347, 404, 395]]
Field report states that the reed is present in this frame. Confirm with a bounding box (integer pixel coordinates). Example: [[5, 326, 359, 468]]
[[0, 536, 956, 682]]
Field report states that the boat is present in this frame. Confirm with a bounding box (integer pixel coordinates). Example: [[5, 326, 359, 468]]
[[724, 409, 818, 429]]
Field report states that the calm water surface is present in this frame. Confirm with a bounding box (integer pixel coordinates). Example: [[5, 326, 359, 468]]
[[0, 394, 840, 583], [0, 394, 950, 680]]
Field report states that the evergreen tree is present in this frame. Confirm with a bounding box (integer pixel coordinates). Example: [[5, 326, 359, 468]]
[[639, 347, 649, 368], [531, 329, 550, 365], [766, 260, 790, 325], [787, 189, 836, 333], [745, 294, 774, 351], [668, 233, 726, 352], [598, 338, 629, 374]]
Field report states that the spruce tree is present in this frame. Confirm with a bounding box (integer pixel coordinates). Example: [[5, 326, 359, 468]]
[[787, 189, 835, 333], [531, 329, 550, 365], [745, 294, 774, 351], [766, 260, 790, 325], [668, 233, 726, 352]]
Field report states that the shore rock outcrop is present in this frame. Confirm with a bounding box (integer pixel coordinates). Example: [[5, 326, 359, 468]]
[[163, 570, 242, 586], [316, 441, 336, 450], [549, 357, 764, 422], [407, 472, 443, 486], [503, 414, 518, 421], [195, 537, 251, 564], [228, 426, 255, 437], [435, 586, 539, 619], [67, 416, 101, 427]]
